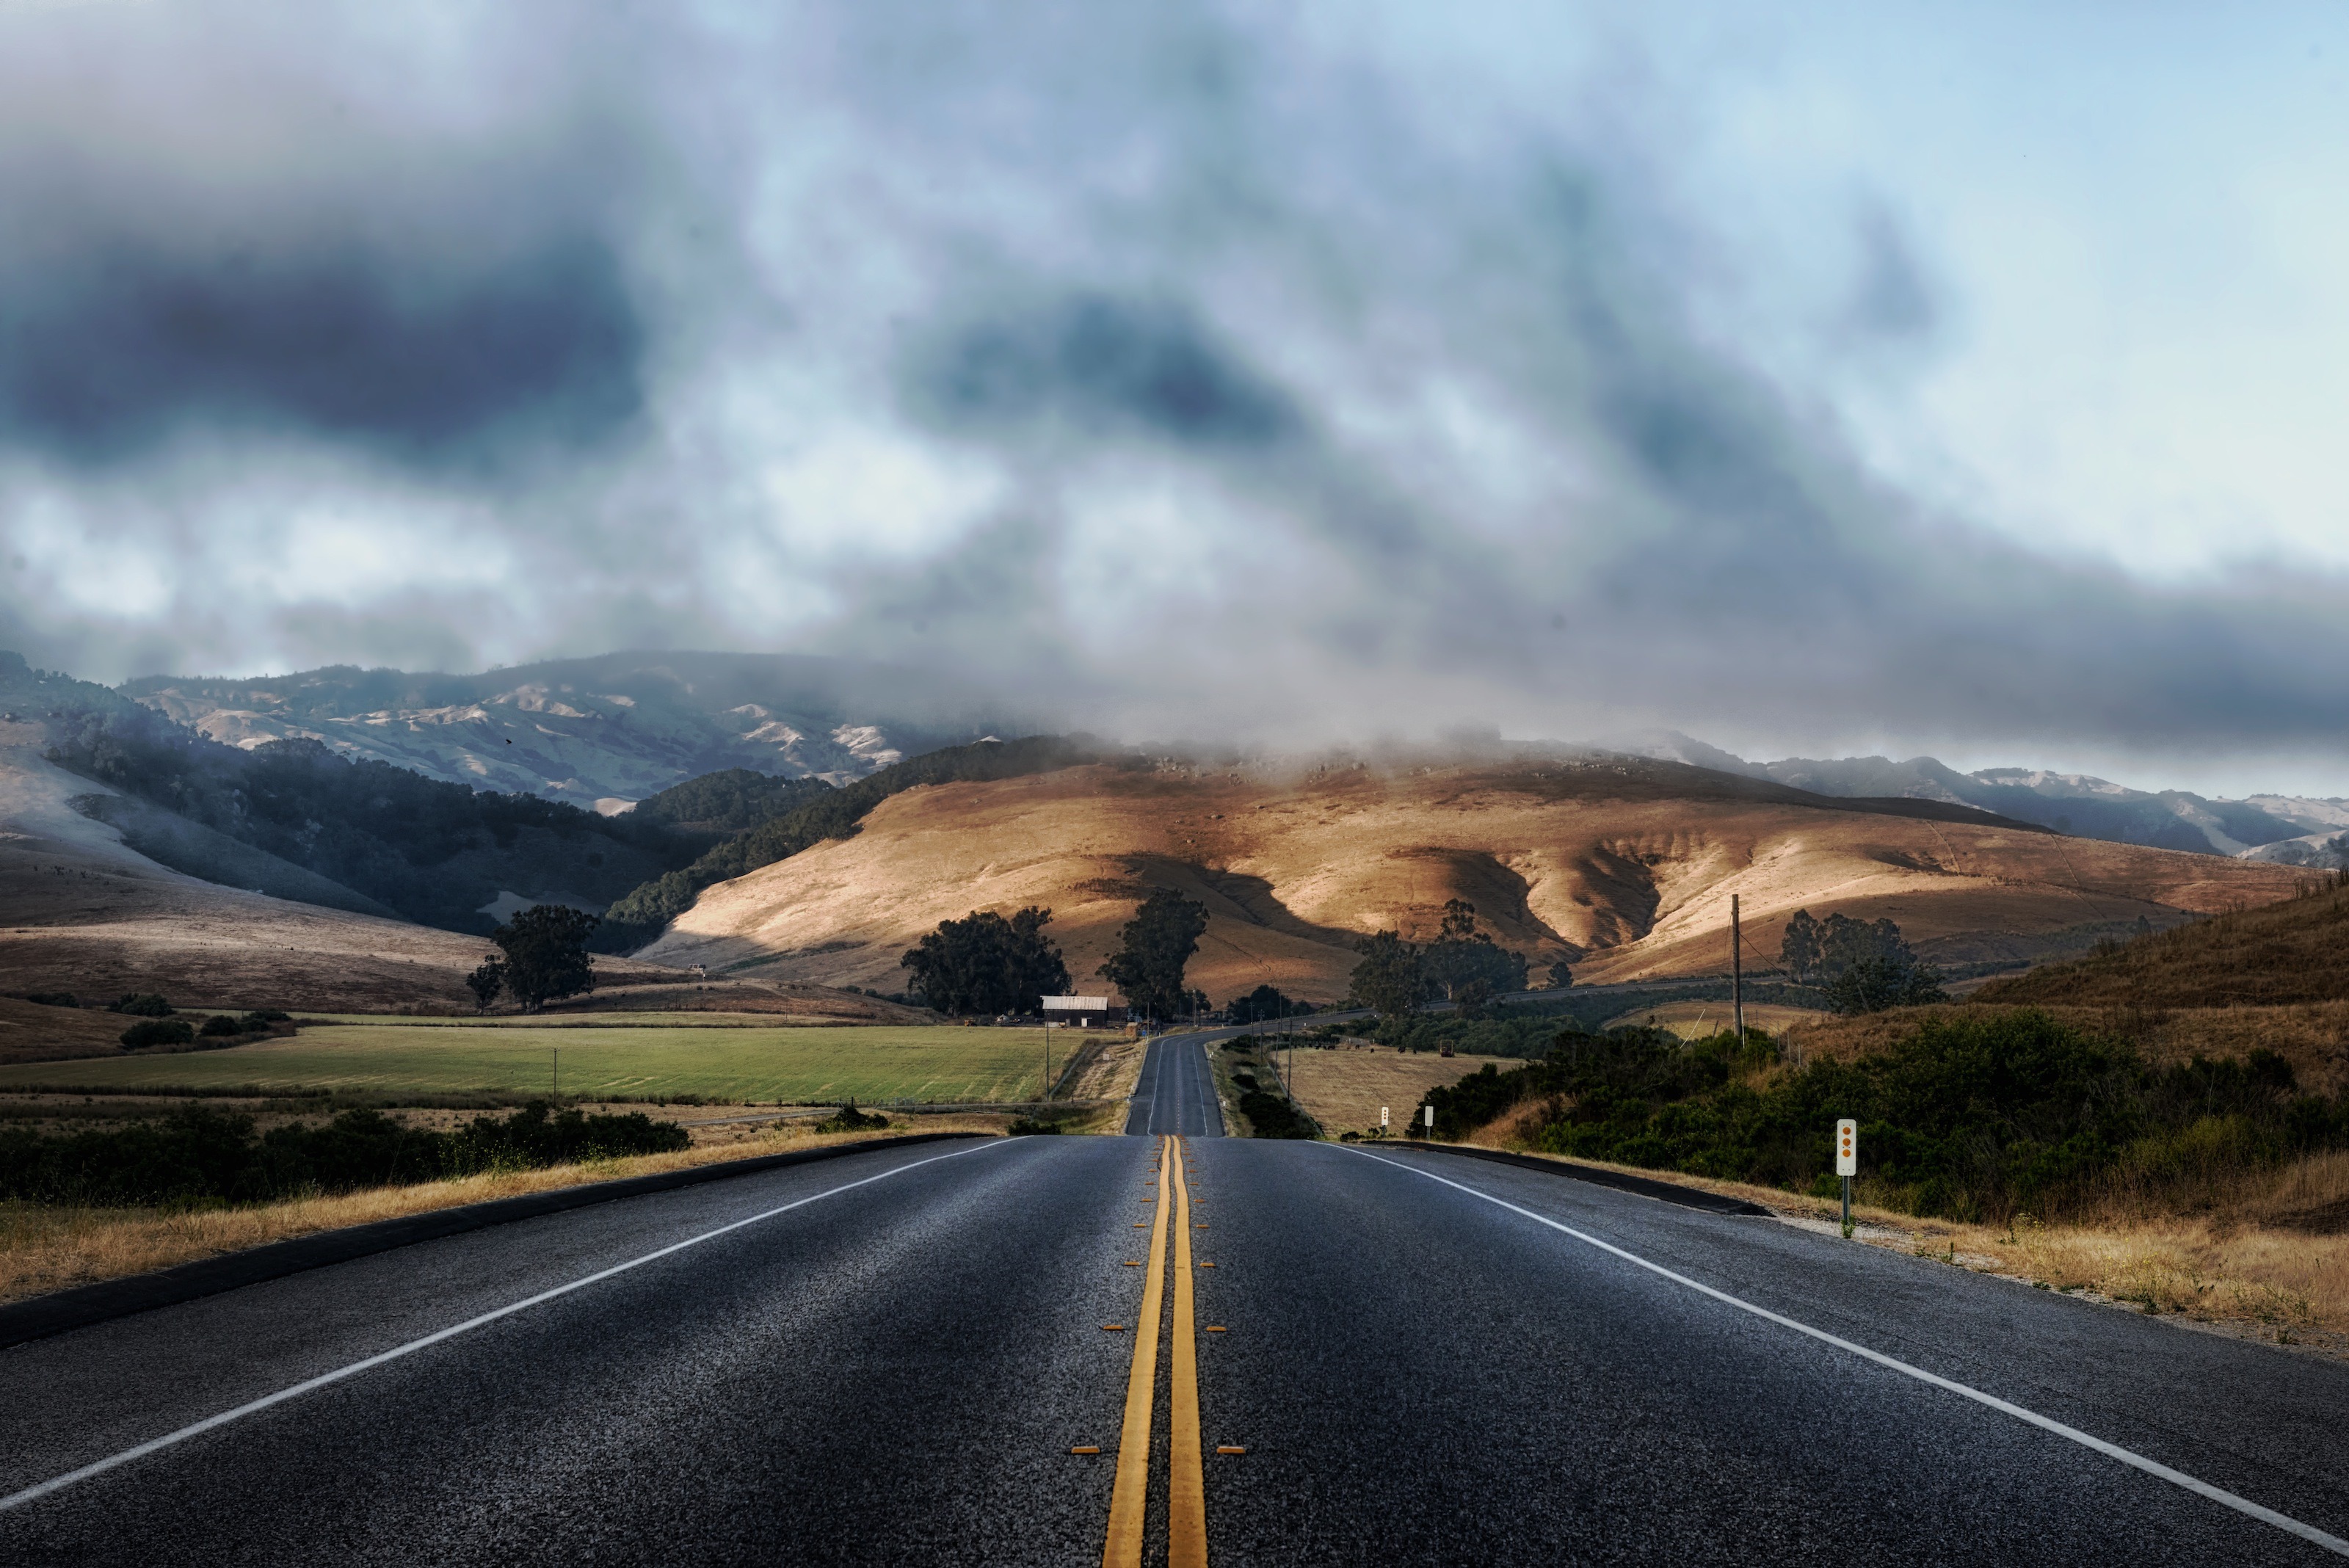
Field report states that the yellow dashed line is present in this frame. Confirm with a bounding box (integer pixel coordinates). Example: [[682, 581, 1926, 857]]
[[1170, 1138, 1207, 1568], [1102, 1137, 1173, 1568]]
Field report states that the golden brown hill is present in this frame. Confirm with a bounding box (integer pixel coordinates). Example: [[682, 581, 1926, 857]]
[[1975, 879, 2349, 1010], [641, 755, 2306, 1003]]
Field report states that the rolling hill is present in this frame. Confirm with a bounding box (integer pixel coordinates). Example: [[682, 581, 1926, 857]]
[[0, 708, 915, 1031], [636, 753, 2308, 1003], [1975, 877, 2349, 1009]]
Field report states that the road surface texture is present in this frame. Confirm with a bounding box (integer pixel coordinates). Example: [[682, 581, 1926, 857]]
[[5, 1034, 2348, 1564], [1124, 1031, 1228, 1137]]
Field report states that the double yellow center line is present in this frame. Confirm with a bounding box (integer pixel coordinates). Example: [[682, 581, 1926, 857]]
[[1103, 1136, 1208, 1568]]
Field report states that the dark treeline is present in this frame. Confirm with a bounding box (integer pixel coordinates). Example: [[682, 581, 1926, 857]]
[[0, 1103, 689, 1208], [1417, 1010, 2349, 1223]]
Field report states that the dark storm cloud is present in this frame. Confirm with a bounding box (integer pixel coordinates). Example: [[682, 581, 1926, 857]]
[[909, 294, 1301, 450], [0, 233, 645, 471], [1, 0, 2346, 788]]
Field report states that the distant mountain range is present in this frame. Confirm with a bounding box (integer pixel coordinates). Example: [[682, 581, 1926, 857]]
[[120, 651, 1028, 809], [1610, 730, 2349, 868], [82, 654, 2349, 869]]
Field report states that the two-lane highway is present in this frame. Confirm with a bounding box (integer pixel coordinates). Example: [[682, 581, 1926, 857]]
[[7, 1034, 2349, 1563], [1125, 1033, 1226, 1137]]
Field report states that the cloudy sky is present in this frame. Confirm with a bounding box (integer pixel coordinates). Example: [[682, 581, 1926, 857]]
[[4, 1, 2348, 793]]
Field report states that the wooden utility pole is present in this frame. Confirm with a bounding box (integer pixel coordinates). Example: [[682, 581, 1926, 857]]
[[1731, 894, 1745, 1042]]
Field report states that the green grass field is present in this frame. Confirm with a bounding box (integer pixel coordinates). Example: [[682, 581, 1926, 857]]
[[0, 1024, 1101, 1104]]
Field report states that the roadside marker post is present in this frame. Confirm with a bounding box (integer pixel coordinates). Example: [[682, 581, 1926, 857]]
[[1380, 1106, 1389, 1136], [1423, 1106, 1434, 1136], [1835, 1118, 1857, 1238]]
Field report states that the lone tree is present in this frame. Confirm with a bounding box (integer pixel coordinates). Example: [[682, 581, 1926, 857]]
[[899, 906, 1071, 1015], [491, 905, 600, 1014], [1347, 930, 1428, 1020], [1420, 899, 1528, 1015], [1097, 890, 1208, 1020]]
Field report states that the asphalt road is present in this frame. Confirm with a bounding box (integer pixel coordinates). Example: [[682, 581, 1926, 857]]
[[1124, 1031, 1227, 1137], [6, 1034, 2349, 1564]]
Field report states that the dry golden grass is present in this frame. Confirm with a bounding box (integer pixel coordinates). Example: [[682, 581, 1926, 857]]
[[639, 758, 2300, 1003], [1454, 1140, 2349, 1353], [1283, 1046, 1518, 1136], [1782, 1000, 2349, 1095], [0, 1114, 1010, 1307], [1980, 880, 2349, 1009], [1064, 1034, 1148, 1105]]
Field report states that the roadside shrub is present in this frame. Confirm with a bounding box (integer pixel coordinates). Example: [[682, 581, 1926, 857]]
[[0, 1101, 691, 1208], [813, 1101, 890, 1134], [1420, 1011, 2349, 1224], [198, 1015, 245, 1038], [1007, 1117, 1062, 1136], [119, 1018, 195, 1049], [1230, 1074, 1314, 1139], [109, 993, 173, 1017]]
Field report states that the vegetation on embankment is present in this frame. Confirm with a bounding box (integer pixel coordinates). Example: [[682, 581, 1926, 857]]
[[1417, 1009, 2349, 1226], [0, 1113, 1014, 1306], [0, 1101, 688, 1207], [1975, 874, 2349, 1009], [1324, 984, 1829, 1059]]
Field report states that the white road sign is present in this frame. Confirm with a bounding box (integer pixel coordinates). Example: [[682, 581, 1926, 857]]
[[1835, 1118, 1857, 1177], [1381, 1106, 1390, 1127]]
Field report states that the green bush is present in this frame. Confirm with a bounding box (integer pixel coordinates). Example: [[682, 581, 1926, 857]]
[[198, 1014, 245, 1038], [1230, 1074, 1314, 1139], [109, 993, 173, 1017], [813, 1101, 891, 1134], [119, 1018, 195, 1049], [23, 992, 77, 1008]]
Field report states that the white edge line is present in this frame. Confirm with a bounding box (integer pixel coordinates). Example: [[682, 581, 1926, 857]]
[[1338, 1144, 2349, 1559], [0, 1138, 1012, 1515]]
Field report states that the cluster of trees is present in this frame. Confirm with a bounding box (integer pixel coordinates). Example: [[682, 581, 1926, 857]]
[[891, 886, 1214, 1022], [899, 906, 1071, 1015], [1228, 984, 1316, 1024], [465, 905, 601, 1013], [1348, 900, 1531, 1020], [119, 1009, 286, 1050], [1779, 910, 1947, 1015]]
